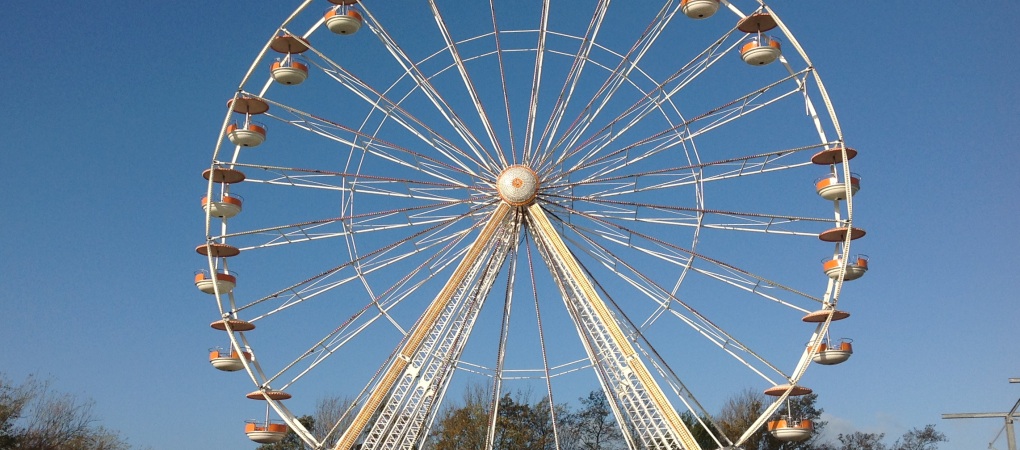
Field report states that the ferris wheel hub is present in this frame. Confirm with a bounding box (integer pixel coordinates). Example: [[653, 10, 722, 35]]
[[496, 165, 539, 206]]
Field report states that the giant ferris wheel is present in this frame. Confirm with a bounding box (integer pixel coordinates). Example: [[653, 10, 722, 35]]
[[197, 0, 867, 448]]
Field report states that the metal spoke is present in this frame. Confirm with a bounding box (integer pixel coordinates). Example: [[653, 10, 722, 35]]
[[231, 201, 495, 314], [251, 95, 483, 184], [487, 0, 517, 164], [359, 4, 503, 176], [548, 208, 795, 382], [546, 193, 832, 235], [545, 143, 826, 190], [267, 222, 478, 389], [532, 0, 682, 169], [427, 0, 508, 167], [522, 0, 551, 164], [537, 24, 737, 173], [554, 69, 811, 182], [297, 38, 490, 175], [532, 0, 611, 167], [545, 199, 822, 303]]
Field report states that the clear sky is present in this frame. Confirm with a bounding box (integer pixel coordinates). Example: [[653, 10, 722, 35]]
[[0, 2, 1017, 450]]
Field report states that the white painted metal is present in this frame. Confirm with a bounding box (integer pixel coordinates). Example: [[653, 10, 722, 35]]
[[203, 2, 858, 449]]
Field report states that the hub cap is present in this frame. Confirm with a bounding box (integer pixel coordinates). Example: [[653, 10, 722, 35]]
[[496, 165, 539, 206]]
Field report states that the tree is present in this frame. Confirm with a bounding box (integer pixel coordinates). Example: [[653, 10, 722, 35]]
[[681, 410, 724, 450], [821, 431, 887, 450], [430, 384, 490, 450], [525, 394, 570, 450], [427, 385, 572, 450], [491, 391, 563, 449], [714, 389, 826, 450], [424, 383, 948, 450], [715, 389, 767, 450], [815, 425, 947, 450], [0, 376, 33, 449], [0, 374, 132, 450], [566, 390, 623, 450], [312, 395, 356, 449], [891, 425, 946, 450]]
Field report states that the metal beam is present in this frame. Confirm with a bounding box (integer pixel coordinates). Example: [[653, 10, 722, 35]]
[[526, 203, 701, 450], [942, 378, 1020, 450], [333, 203, 512, 450], [942, 413, 1020, 419]]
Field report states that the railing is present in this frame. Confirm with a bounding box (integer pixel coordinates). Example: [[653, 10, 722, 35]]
[[742, 34, 782, 50], [194, 269, 238, 280]]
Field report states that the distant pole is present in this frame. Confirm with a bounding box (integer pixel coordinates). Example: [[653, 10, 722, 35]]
[[942, 378, 1020, 450]]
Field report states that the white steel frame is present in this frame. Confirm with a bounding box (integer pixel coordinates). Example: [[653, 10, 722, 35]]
[[202, 1, 859, 449]]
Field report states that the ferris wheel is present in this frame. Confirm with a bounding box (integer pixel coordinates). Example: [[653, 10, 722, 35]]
[[198, 0, 866, 448]]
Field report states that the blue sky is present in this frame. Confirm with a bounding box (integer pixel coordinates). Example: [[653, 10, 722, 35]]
[[1, 2, 1017, 450]]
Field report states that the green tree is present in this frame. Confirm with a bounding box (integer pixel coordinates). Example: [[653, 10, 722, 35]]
[[680, 410, 724, 450], [891, 425, 946, 450], [492, 392, 556, 449], [820, 431, 887, 450], [526, 394, 569, 450], [311, 395, 355, 449], [428, 385, 571, 450], [715, 389, 826, 450], [567, 390, 623, 450], [430, 384, 489, 450], [815, 425, 946, 450], [0, 376, 33, 449], [0, 374, 132, 450]]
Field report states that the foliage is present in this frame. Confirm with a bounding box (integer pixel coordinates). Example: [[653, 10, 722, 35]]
[[814, 424, 946, 450], [891, 425, 947, 450], [427, 384, 576, 450], [315, 383, 948, 450], [680, 410, 723, 450], [253, 394, 356, 450], [709, 389, 828, 450], [429, 384, 489, 450], [491, 392, 549, 449], [566, 390, 623, 450], [0, 376, 33, 449], [817, 431, 887, 450], [0, 374, 132, 450], [311, 394, 355, 449]]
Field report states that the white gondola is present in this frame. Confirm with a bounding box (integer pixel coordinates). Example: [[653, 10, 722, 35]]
[[271, 57, 309, 85], [681, 0, 720, 19], [194, 269, 236, 294], [740, 35, 781, 65], [202, 194, 243, 219], [209, 348, 251, 372], [226, 120, 266, 147], [768, 417, 813, 442], [325, 6, 363, 35], [823, 255, 869, 281], [245, 421, 287, 444], [816, 174, 861, 201], [812, 339, 853, 365]]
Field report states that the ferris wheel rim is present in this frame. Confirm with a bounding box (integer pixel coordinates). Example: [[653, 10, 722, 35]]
[[202, 2, 859, 449]]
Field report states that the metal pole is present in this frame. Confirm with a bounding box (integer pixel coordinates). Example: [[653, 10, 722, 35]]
[[941, 379, 1019, 450], [1006, 397, 1020, 450], [1006, 415, 1016, 450]]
